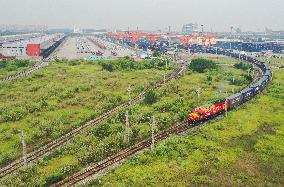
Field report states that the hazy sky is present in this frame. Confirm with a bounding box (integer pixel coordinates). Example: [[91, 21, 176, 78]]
[[0, 0, 283, 32]]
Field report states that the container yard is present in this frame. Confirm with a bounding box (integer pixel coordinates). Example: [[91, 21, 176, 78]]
[[2, 31, 281, 61]]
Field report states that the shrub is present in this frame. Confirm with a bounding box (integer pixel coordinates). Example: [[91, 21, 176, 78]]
[[68, 60, 81, 66], [92, 123, 111, 138], [0, 59, 30, 70], [190, 58, 217, 73], [0, 106, 28, 122], [153, 51, 161, 57], [234, 62, 253, 70], [99, 57, 172, 72], [144, 90, 158, 104], [101, 62, 114, 72]]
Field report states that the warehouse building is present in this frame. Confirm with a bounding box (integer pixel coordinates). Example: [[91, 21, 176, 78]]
[[0, 33, 65, 58], [0, 33, 43, 44]]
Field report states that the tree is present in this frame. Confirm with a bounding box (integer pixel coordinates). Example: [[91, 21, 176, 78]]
[[144, 90, 158, 104], [189, 58, 217, 73], [234, 62, 253, 70]]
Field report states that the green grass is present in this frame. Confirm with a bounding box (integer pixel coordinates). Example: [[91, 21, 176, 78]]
[[0, 59, 250, 186], [197, 56, 240, 65], [0, 59, 171, 167], [88, 69, 284, 187], [257, 57, 284, 67]]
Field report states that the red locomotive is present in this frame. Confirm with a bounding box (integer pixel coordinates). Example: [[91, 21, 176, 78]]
[[188, 100, 228, 125]]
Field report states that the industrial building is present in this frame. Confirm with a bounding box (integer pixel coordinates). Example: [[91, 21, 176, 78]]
[[0, 33, 43, 44], [182, 23, 199, 34], [0, 33, 65, 58]]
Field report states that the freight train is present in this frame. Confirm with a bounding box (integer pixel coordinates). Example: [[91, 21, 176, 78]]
[[188, 48, 272, 125], [216, 41, 283, 53]]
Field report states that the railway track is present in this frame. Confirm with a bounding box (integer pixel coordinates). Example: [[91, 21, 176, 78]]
[[53, 120, 190, 187], [52, 49, 272, 186], [0, 62, 188, 178]]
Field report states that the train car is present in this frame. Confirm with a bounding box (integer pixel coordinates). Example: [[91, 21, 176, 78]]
[[241, 87, 254, 102], [250, 82, 261, 96], [188, 100, 227, 125], [226, 93, 243, 110], [265, 69, 272, 81], [259, 76, 269, 91], [263, 63, 270, 71], [265, 69, 271, 76]]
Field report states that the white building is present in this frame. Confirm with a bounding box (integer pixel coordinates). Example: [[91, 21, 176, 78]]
[[73, 26, 83, 34], [182, 23, 198, 34]]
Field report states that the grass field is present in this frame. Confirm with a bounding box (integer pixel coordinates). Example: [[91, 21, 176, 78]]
[[0, 59, 172, 167], [257, 57, 284, 67], [0, 58, 251, 186], [88, 69, 284, 186]]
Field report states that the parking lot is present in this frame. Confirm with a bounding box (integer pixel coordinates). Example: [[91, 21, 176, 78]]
[[50, 36, 137, 60]]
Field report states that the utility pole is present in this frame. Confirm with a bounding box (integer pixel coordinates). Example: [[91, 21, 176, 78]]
[[21, 130, 27, 167], [230, 26, 234, 35], [163, 72, 166, 84], [151, 116, 156, 150], [232, 77, 235, 94], [252, 65, 255, 81], [166, 59, 168, 69], [196, 87, 201, 105], [196, 88, 201, 98], [127, 85, 132, 105], [124, 111, 130, 143]]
